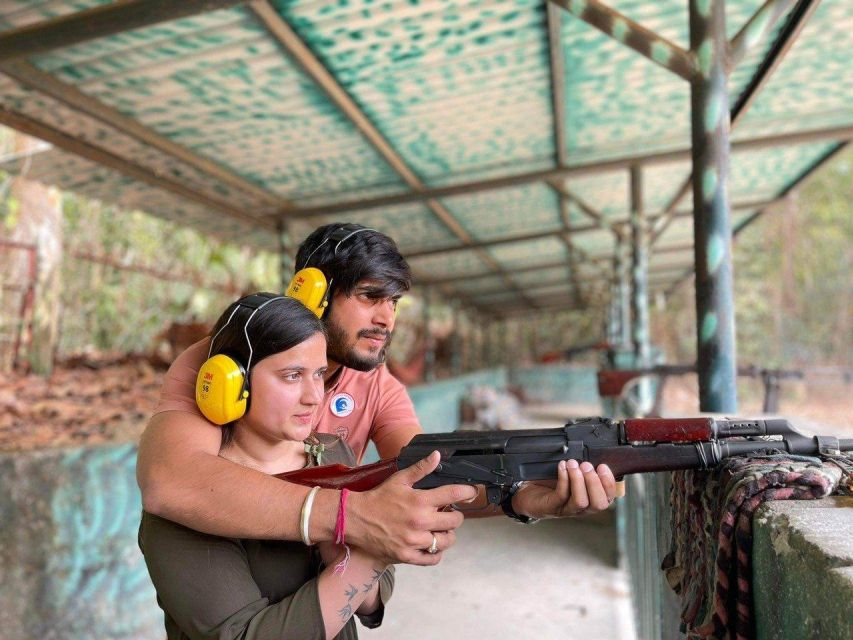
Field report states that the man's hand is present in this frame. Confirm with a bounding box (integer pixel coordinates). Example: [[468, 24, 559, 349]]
[[512, 460, 617, 518], [345, 451, 477, 566]]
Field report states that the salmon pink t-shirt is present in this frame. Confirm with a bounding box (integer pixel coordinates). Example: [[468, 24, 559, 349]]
[[154, 338, 420, 462]]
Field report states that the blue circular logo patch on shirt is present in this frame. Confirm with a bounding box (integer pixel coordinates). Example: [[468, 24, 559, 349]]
[[330, 392, 355, 417]]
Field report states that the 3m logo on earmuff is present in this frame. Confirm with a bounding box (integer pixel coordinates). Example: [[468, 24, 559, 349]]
[[195, 354, 249, 425], [286, 267, 330, 318]]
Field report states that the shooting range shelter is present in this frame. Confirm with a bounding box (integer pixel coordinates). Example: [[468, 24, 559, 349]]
[[0, 1, 851, 639]]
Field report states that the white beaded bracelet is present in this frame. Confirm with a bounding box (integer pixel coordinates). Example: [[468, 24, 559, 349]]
[[300, 486, 321, 545]]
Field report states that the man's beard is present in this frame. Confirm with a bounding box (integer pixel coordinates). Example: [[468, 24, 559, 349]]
[[325, 317, 392, 372]]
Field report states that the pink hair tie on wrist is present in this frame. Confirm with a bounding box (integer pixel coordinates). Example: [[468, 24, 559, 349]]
[[333, 488, 351, 575]]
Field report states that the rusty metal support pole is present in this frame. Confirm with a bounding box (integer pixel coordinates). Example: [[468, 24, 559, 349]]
[[423, 288, 436, 382], [630, 166, 650, 365], [277, 219, 294, 290], [616, 237, 631, 349], [479, 321, 489, 369], [530, 317, 540, 364], [451, 301, 462, 377], [606, 286, 619, 349], [499, 319, 510, 369], [690, 0, 738, 413], [630, 165, 652, 413]]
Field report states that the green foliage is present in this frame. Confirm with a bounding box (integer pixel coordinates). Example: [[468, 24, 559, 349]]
[[733, 148, 852, 367], [57, 193, 279, 356], [654, 148, 852, 369]]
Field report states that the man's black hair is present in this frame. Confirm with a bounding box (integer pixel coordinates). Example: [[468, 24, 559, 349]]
[[294, 223, 412, 305], [208, 294, 325, 447]]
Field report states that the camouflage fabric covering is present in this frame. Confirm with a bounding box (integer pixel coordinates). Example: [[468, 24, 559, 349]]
[[662, 451, 853, 640]]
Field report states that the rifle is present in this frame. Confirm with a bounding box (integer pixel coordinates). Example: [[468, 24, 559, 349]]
[[276, 417, 853, 504]]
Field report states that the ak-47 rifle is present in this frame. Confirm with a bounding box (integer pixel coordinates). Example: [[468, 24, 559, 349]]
[[276, 417, 853, 504]]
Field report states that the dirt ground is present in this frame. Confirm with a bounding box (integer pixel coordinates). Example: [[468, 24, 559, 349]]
[[0, 357, 163, 451]]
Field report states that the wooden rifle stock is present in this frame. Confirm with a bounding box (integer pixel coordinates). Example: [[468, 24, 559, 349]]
[[275, 458, 398, 491]]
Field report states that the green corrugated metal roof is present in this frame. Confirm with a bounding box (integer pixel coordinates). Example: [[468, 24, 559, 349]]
[[0, 0, 850, 316]]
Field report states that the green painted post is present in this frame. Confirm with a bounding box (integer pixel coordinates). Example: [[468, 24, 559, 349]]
[[630, 165, 652, 413], [690, 0, 738, 413]]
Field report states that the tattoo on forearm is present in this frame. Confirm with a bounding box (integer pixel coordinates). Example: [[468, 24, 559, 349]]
[[362, 569, 383, 594], [338, 604, 353, 621], [345, 584, 358, 601]]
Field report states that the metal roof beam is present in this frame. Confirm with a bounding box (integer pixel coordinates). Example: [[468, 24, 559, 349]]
[[279, 124, 853, 220], [728, 0, 798, 71], [480, 296, 583, 317], [249, 0, 537, 307], [0, 60, 287, 211], [481, 290, 639, 319], [419, 256, 612, 286], [0, 107, 270, 230], [730, 0, 820, 123], [0, 0, 246, 63], [547, 3, 569, 170], [650, 0, 820, 247], [546, 2, 586, 305], [548, 180, 623, 236], [406, 224, 601, 260], [402, 195, 782, 263], [484, 278, 672, 315], [465, 264, 688, 298], [548, 0, 697, 81]]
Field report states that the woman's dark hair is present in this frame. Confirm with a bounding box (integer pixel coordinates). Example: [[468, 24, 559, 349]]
[[294, 223, 412, 308], [209, 294, 325, 448]]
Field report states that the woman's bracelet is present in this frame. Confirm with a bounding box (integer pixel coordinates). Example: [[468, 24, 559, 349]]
[[300, 486, 321, 545]]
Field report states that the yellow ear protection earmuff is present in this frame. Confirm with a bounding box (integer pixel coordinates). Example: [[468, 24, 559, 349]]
[[196, 293, 285, 425], [286, 224, 377, 318]]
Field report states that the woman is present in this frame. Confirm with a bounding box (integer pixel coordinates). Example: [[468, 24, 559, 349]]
[[139, 294, 392, 640]]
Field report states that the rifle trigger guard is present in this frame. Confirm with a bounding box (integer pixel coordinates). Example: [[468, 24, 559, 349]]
[[486, 485, 504, 505]]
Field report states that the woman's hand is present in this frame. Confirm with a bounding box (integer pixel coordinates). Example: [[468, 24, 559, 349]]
[[511, 460, 617, 519]]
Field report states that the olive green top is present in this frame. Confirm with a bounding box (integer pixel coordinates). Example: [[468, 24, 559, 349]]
[[138, 434, 394, 640]]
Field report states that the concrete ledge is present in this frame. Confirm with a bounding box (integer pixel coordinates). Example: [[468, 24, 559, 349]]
[[753, 496, 853, 640], [0, 444, 160, 640]]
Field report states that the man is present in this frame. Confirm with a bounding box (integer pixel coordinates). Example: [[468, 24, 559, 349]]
[[137, 223, 616, 566]]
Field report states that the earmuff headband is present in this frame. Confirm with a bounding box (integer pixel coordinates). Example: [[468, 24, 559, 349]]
[[207, 293, 286, 386], [298, 224, 377, 271], [242, 296, 286, 374]]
